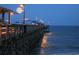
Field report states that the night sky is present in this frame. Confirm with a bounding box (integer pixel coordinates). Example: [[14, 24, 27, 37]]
[[0, 4, 79, 26]]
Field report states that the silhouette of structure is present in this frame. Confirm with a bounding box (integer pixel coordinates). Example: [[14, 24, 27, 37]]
[[0, 7, 48, 55]]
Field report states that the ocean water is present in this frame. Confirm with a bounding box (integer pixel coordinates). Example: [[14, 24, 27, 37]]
[[31, 26, 79, 55]]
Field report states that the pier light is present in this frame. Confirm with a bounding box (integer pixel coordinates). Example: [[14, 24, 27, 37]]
[[10, 12, 14, 15], [16, 7, 24, 14], [25, 18, 29, 21], [32, 23, 35, 25], [39, 19, 44, 23], [5, 19, 9, 24], [16, 4, 25, 14], [16, 4, 26, 24], [19, 4, 24, 8]]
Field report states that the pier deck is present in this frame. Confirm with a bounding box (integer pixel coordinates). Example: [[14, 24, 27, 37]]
[[0, 6, 49, 55], [0, 24, 48, 55]]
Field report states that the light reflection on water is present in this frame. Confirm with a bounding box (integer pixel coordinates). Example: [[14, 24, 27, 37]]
[[40, 32, 53, 54], [41, 34, 48, 48], [32, 26, 79, 55]]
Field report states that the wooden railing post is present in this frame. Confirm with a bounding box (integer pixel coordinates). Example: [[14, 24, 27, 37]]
[[8, 12, 11, 24], [24, 25, 27, 33], [0, 25, 2, 37], [2, 12, 5, 23]]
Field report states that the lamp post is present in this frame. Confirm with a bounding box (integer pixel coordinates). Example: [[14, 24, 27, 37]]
[[16, 4, 27, 33], [16, 4, 25, 24], [23, 5, 25, 24], [8, 12, 14, 24]]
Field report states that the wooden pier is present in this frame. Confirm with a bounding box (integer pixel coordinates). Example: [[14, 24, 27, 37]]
[[0, 24, 48, 54], [0, 7, 49, 55]]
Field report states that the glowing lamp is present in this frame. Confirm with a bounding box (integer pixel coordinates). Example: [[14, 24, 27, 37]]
[[25, 18, 29, 21], [10, 12, 14, 15], [19, 4, 24, 8], [16, 7, 24, 13]]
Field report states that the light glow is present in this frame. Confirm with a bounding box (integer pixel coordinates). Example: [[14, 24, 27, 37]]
[[41, 34, 47, 48], [16, 7, 24, 13], [10, 12, 14, 15], [19, 4, 24, 8], [25, 18, 29, 21]]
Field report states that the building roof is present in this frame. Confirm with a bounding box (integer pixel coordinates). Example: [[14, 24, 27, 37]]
[[0, 7, 17, 14]]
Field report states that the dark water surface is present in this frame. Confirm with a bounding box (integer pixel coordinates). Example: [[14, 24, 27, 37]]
[[31, 26, 79, 55]]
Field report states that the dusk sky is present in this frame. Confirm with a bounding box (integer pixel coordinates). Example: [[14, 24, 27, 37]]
[[0, 4, 79, 26]]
